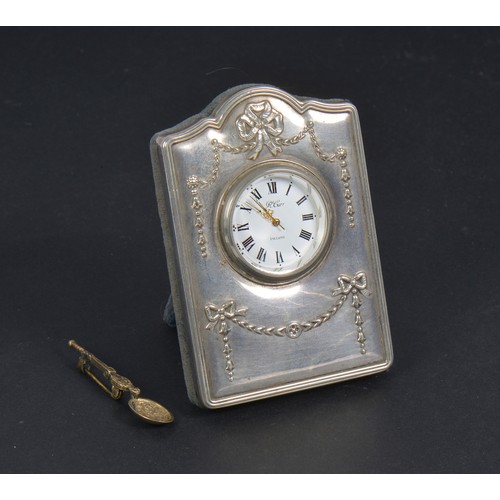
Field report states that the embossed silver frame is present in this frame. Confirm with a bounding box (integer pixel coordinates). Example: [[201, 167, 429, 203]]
[[151, 84, 393, 408]]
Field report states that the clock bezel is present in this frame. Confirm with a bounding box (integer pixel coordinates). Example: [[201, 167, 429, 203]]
[[217, 158, 336, 286]]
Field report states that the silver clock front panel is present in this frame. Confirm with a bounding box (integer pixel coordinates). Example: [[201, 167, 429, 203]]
[[151, 85, 393, 408]]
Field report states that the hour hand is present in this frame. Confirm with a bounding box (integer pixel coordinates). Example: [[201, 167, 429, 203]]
[[251, 198, 285, 230], [244, 199, 264, 215], [245, 199, 270, 220], [246, 199, 285, 230]]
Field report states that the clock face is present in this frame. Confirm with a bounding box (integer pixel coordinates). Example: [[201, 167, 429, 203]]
[[218, 161, 334, 284]]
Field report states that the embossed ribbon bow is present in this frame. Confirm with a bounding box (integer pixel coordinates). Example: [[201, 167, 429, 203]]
[[205, 301, 247, 334], [236, 101, 284, 160], [333, 272, 371, 297]]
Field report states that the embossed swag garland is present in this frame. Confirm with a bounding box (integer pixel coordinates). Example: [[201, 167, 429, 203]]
[[205, 272, 371, 381]]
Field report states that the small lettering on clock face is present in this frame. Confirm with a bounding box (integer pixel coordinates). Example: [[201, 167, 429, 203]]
[[266, 200, 284, 209]]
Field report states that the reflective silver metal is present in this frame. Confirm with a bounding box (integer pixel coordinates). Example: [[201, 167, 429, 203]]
[[151, 84, 393, 408]]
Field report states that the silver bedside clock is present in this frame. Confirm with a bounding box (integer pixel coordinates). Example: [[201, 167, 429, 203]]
[[151, 84, 393, 408]]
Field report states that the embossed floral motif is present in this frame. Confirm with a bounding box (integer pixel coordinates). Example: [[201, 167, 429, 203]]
[[335, 147, 347, 160], [285, 322, 303, 339], [236, 101, 284, 160], [187, 175, 201, 189]]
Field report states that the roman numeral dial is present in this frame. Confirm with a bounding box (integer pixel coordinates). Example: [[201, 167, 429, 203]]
[[250, 188, 262, 200], [223, 165, 331, 282], [241, 235, 255, 252], [267, 181, 277, 194], [299, 229, 312, 241]]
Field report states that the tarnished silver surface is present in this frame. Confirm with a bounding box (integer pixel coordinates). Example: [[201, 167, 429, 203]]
[[151, 84, 393, 408]]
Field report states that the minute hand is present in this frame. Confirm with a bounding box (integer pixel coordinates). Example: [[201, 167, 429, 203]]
[[245, 200, 275, 224], [251, 196, 285, 230]]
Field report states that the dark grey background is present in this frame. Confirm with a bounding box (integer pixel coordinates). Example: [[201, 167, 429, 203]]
[[1, 27, 499, 473]]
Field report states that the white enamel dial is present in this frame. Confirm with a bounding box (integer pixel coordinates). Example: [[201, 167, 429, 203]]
[[219, 161, 333, 283]]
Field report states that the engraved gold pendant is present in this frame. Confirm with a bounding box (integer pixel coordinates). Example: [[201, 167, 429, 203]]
[[151, 85, 393, 408]]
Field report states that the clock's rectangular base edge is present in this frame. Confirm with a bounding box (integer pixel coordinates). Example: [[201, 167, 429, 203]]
[[200, 357, 394, 409]]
